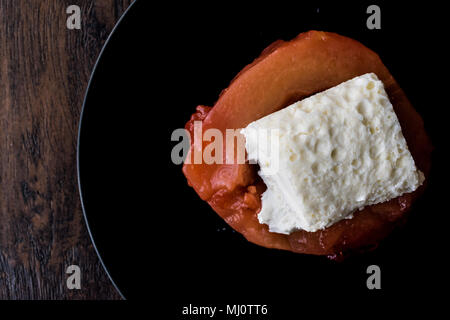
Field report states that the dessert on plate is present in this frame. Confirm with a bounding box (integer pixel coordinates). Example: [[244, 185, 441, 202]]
[[182, 31, 432, 259]]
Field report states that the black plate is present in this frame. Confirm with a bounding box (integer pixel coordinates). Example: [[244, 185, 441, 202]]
[[78, 0, 446, 309]]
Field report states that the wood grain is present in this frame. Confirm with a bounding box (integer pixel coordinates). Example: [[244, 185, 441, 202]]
[[0, 0, 133, 299]]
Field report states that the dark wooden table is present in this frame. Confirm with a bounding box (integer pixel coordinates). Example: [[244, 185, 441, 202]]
[[0, 0, 133, 299]]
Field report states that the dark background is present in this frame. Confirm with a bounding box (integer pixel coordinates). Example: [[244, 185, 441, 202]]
[[79, 0, 447, 311]]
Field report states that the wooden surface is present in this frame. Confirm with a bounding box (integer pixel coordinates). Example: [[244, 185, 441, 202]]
[[0, 0, 133, 299]]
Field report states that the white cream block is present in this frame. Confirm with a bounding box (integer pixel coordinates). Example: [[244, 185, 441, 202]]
[[241, 73, 424, 234]]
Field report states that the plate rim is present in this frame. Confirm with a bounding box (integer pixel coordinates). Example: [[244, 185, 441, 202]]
[[76, 0, 138, 300]]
